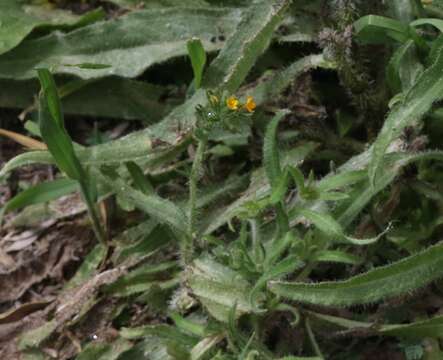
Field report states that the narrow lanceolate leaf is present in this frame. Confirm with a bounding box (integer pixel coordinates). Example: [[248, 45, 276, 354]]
[[263, 110, 290, 188], [369, 45, 443, 186], [410, 18, 443, 32], [312, 250, 362, 265], [338, 150, 443, 228], [0, 151, 54, 179], [0, 178, 78, 224], [187, 38, 207, 89], [386, 40, 423, 93], [98, 169, 188, 234], [203, 0, 290, 92], [269, 241, 443, 307], [0, 8, 242, 80], [125, 161, 154, 195], [353, 15, 410, 44], [251, 54, 336, 104], [292, 208, 388, 246], [64, 244, 107, 290], [120, 324, 198, 346], [310, 311, 443, 339], [38, 69, 85, 180]]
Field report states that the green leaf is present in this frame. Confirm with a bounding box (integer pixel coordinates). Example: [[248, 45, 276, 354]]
[[251, 53, 336, 105], [98, 168, 188, 234], [0, 178, 78, 224], [310, 311, 443, 339], [369, 43, 443, 186], [269, 241, 443, 307], [339, 151, 443, 228], [204, 142, 318, 234], [170, 312, 206, 337], [0, 151, 54, 179], [187, 37, 207, 89], [0, 2, 104, 55], [125, 161, 154, 195], [63, 63, 112, 70], [116, 337, 173, 360], [65, 244, 107, 290], [37, 69, 85, 180], [0, 8, 242, 80], [292, 208, 388, 246], [410, 18, 443, 32], [203, 0, 290, 92], [270, 169, 290, 204], [354, 15, 410, 44], [0, 77, 172, 122], [120, 324, 198, 346], [263, 110, 289, 188], [386, 40, 423, 93], [76, 338, 132, 360], [19, 320, 58, 350], [188, 257, 260, 322], [190, 334, 224, 360], [249, 255, 304, 307], [105, 261, 178, 296], [312, 250, 362, 265]]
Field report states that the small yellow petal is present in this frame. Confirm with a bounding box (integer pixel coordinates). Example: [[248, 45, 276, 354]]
[[245, 96, 256, 113], [226, 96, 239, 110]]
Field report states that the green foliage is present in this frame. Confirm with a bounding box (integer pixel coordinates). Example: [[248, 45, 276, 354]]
[[6, 1, 443, 359], [0, 7, 241, 80], [187, 38, 207, 90], [270, 241, 443, 307], [369, 45, 443, 186], [0, 178, 78, 224], [0, 1, 104, 55]]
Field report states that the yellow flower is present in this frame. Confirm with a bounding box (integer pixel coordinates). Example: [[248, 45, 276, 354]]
[[245, 96, 256, 113], [226, 96, 239, 110]]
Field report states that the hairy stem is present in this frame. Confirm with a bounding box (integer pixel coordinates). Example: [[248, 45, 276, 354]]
[[186, 138, 207, 263], [79, 180, 107, 246]]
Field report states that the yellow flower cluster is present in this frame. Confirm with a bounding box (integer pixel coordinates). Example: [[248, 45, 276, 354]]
[[226, 95, 256, 113]]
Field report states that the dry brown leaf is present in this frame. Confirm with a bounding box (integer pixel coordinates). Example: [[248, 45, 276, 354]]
[[0, 129, 47, 150]]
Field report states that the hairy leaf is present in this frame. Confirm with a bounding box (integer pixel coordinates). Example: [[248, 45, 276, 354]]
[[0, 8, 242, 80], [203, 0, 290, 91], [369, 43, 443, 186], [187, 38, 207, 89], [270, 241, 443, 307], [188, 257, 260, 322], [0, 178, 78, 225], [263, 110, 289, 188], [0, 2, 104, 55]]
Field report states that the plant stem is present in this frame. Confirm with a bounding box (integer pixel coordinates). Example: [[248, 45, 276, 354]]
[[185, 138, 207, 263], [79, 180, 107, 246], [305, 317, 324, 359]]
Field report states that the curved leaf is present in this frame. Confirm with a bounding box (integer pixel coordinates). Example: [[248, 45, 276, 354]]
[[269, 241, 443, 307], [369, 44, 443, 186]]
